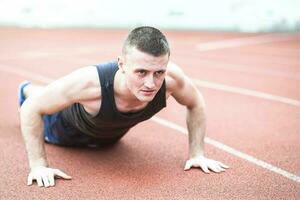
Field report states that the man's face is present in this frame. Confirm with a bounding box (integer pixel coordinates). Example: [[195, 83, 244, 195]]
[[119, 48, 169, 102]]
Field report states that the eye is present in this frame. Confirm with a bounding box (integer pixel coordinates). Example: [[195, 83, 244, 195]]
[[154, 71, 165, 76], [137, 70, 147, 76]]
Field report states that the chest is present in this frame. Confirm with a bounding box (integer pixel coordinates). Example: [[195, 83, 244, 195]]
[[80, 97, 149, 116], [80, 88, 171, 116]]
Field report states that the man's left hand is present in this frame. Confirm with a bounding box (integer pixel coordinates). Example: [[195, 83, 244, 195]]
[[184, 155, 229, 173]]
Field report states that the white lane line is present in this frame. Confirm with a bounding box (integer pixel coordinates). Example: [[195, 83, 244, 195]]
[[0, 64, 53, 83], [1, 64, 299, 183], [151, 116, 300, 184], [196, 33, 295, 51], [192, 59, 300, 81], [193, 79, 300, 106]]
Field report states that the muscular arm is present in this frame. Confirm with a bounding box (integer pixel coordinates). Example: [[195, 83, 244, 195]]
[[167, 64, 206, 157], [20, 104, 48, 169], [186, 92, 206, 158], [167, 63, 228, 173], [20, 66, 100, 186]]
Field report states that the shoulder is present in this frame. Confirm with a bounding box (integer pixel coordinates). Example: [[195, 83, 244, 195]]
[[21, 65, 101, 114], [165, 62, 203, 108], [52, 65, 101, 101], [165, 62, 186, 95], [70, 65, 101, 99]]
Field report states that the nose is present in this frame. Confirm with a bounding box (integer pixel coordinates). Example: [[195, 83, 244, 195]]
[[144, 75, 155, 89]]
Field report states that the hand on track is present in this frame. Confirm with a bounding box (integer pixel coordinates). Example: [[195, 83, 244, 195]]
[[184, 156, 229, 173], [27, 166, 72, 187]]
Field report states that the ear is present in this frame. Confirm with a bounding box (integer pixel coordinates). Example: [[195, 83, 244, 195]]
[[117, 56, 125, 73]]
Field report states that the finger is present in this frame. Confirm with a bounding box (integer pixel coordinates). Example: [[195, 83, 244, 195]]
[[217, 166, 226, 172], [27, 174, 33, 186], [36, 176, 43, 187], [209, 165, 221, 173], [42, 175, 50, 188], [216, 165, 226, 172], [54, 169, 72, 179], [48, 174, 55, 187], [200, 165, 210, 174], [219, 163, 227, 171], [214, 164, 225, 173], [184, 161, 193, 171], [217, 161, 229, 169]]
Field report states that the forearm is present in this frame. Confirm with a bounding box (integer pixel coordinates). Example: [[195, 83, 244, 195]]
[[20, 103, 48, 170], [186, 105, 206, 158]]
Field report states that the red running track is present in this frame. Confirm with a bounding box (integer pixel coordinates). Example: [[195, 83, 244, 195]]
[[0, 28, 299, 199]]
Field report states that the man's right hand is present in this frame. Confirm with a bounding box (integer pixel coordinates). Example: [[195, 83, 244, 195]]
[[27, 166, 72, 187]]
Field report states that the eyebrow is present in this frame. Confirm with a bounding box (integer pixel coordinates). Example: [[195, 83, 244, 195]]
[[134, 68, 166, 73]]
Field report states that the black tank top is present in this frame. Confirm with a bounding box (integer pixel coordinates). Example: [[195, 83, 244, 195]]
[[60, 60, 166, 139]]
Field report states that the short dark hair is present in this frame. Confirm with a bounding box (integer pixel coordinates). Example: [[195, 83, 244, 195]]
[[122, 26, 170, 57]]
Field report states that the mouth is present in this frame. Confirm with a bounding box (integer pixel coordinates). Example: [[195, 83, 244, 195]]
[[140, 90, 155, 96]]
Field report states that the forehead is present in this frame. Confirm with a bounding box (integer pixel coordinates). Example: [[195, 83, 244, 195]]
[[125, 48, 169, 71]]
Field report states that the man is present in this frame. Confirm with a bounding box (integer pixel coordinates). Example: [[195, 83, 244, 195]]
[[19, 26, 228, 188]]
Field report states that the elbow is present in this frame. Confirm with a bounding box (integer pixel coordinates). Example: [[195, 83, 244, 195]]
[[187, 97, 206, 112], [20, 99, 34, 118], [186, 98, 206, 123], [20, 100, 31, 120], [187, 104, 206, 118], [20, 98, 43, 126]]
